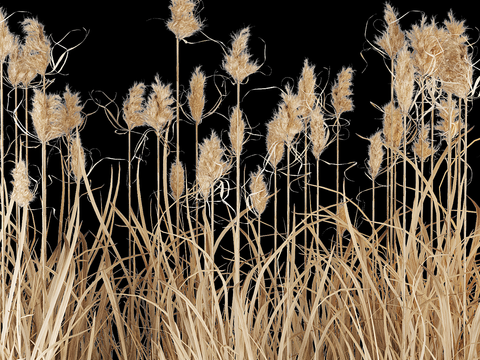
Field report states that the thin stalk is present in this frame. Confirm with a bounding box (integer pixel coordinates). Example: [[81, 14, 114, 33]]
[[335, 112, 341, 256], [446, 93, 453, 247], [287, 144, 291, 238], [462, 97, 467, 352], [234, 82, 240, 286], [402, 111, 407, 360], [176, 37, 180, 161], [0, 60, 4, 325]]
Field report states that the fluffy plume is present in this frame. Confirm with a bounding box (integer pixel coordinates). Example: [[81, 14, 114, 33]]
[[167, 0, 203, 40], [144, 76, 174, 134], [59, 86, 84, 135], [375, 3, 406, 58], [170, 158, 185, 200], [249, 166, 269, 216], [336, 202, 348, 237], [7, 36, 36, 87], [188, 66, 206, 124], [0, 8, 14, 62], [223, 27, 260, 84], [10, 160, 34, 208], [69, 136, 85, 182], [413, 123, 434, 162], [382, 101, 403, 149], [274, 85, 303, 145], [436, 98, 461, 140], [21, 18, 50, 77], [310, 106, 329, 159], [407, 16, 447, 77], [331, 67, 354, 116], [437, 12, 472, 98], [123, 82, 145, 130], [394, 46, 415, 114], [197, 132, 228, 199], [367, 131, 384, 179], [297, 59, 316, 118], [229, 106, 245, 156], [31, 89, 64, 143], [266, 117, 285, 169]]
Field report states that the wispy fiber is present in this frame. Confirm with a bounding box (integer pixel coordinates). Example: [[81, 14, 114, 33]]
[[31, 88, 64, 143], [375, 3, 406, 59], [144, 76, 174, 134], [10, 160, 34, 207], [229, 106, 245, 156], [367, 131, 384, 179], [197, 132, 228, 199], [249, 166, 269, 216], [188, 66, 205, 124], [123, 82, 145, 130], [223, 27, 260, 84], [166, 0, 203, 40]]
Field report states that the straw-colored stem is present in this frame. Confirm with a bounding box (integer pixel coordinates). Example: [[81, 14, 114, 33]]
[[234, 82, 240, 287], [402, 110, 407, 360], [176, 37, 180, 162], [57, 143, 65, 245], [335, 112, 341, 255], [0, 60, 4, 324], [41, 140, 47, 280], [446, 93, 453, 247], [287, 144, 291, 238]]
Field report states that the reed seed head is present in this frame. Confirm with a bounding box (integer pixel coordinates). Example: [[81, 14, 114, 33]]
[[266, 117, 285, 169], [275, 85, 303, 145], [31, 88, 64, 143], [69, 136, 85, 182], [7, 36, 36, 87], [382, 101, 403, 149], [367, 131, 384, 179], [375, 3, 406, 59], [167, 0, 203, 40], [21, 18, 50, 77], [297, 59, 316, 118], [407, 16, 446, 77], [394, 45, 415, 114], [197, 132, 228, 199], [59, 86, 84, 135], [188, 66, 206, 125], [0, 8, 14, 62], [437, 12, 472, 98], [229, 106, 245, 156], [170, 158, 185, 200], [144, 76, 174, 134], [336, 202, 348, 237], [249, 166, 269, 216], [11, 160, 34, 208], [123, 82, 146, 130], [413, 123, 434, 162], [436, 98, 460, 140], [331, 67, 354, 116], [310, 106, 329, 160], [223, 27, 260, 84]]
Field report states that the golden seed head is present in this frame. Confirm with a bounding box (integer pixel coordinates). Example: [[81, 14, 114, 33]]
[[223, 27, 260, 84], [436, 98, 461, 140], [11, 160, 34, 208], [266, 117, 285, 169], [394, 45, 415, 114], [0, 8, 15, 62], [21, 18, 50, 77], [375, 3, 406, 59], [297, 58, 316, 118], [188, 66, 206, 124], [413, 123, 434, 162], [8, 36, 37, 87], [31, 89, 64, 143], [59, 86, 84, 135], [367, 131, 384, 179], [249, 166, 269, 216], [336, 202, 348, 237], [382, 101, 403, 149], [167, 0, 203, 40], [123, 82, 145, 130], [144, 76, 174, 134], [310, 106, 329, 159], [170, 158, 185, 200], [197, 132, 228, 199], [331, 67, 354, 116], [69, 136, 85, 182], [276, 85, 303, 145], [229, 106, 245, 156], [437, 12, 472, 98]]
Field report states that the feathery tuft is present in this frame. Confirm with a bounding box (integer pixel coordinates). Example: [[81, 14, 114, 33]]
[[331, 67, 354, 116], [31, 88, 64, 143], [382, 101, 403, 148], [223, 27, 260, 84], [266, 117, 285, 169], [170, 158, 185, 200], [375, 3, 406, 58], [0, 8, 14, 62], [144, 76, 174, 134], [167, 0, 203, 40], [11, 160, 34, 207], [69, 136, 85, 182], [229, 106, 245, 156], [59, 86, 84, 135], [249, 166, 269, 216], [310, 106, 329, 159], [297, 59, 316, 119], [394, 45, 415, 114], [413, 123, 434, 162], [367, 131, 384, 179], [21, 18, 50, 77], [275, 85, 303, 145], [197, 132, 228, 199], [188, 66, 206, 125], [123, 82, 146, 130]]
